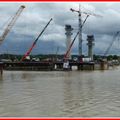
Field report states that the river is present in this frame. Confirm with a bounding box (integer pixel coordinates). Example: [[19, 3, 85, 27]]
[[0, 67, 120, 117]]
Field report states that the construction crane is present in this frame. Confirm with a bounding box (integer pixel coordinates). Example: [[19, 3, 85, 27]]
[[70, 8, 102, 17], [0, 5, 25, 44], [64, 32, 79, 60], [64, 7, 102, 60], [103, 31, 120, 56], [64, 15, 89, 60], [70, 5, 102, 58], [21, 18, 53, 62]]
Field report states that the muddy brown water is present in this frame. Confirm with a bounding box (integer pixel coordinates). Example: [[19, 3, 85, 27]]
[[0, 67, 120, 117]]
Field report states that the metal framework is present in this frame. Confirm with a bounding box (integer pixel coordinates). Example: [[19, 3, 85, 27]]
[[0, 5, 25, 44], [64, 15, 89, 60], [70, 5, 102, 58], [104, 31, 120, 56]]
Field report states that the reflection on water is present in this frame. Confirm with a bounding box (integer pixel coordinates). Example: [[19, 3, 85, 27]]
[[0, 67, 120, 117]]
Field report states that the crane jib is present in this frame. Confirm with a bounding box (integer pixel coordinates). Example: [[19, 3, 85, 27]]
[[0, 5, 25, 44], [34, 18, 53, 44], [64, 15, 89, 60], [21, 18, 53, 61]]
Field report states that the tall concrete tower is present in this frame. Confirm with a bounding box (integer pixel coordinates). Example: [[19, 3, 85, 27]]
[[87, 35, 95, 60], [65, 25, 73, 59]]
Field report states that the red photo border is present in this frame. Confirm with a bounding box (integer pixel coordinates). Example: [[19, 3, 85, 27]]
[[1, 118, 120, 120], [0, 0, 119, 120], [0, 0, 119, 2], [0, 118, 120, 120]]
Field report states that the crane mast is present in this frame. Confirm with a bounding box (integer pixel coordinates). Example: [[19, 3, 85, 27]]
[[70, 6, 102, 60], [0, 5, 25, 44]]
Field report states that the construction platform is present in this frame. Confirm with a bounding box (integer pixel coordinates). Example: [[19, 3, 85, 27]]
[[3, 61, 97, 71]]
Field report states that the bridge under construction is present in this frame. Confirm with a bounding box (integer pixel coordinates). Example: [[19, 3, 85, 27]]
[[0, 4, 119, 73]]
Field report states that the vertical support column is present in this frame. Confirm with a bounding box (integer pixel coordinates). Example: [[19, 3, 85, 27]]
[[78, 6, 82, 59], [65, 25, 73, 59], [87, 35, 95, 61]]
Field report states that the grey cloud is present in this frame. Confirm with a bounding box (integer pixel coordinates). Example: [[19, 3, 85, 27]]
[[0, 2, 120, 55]]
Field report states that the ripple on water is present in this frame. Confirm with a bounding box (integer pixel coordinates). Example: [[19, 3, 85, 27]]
[[0, 68, 120, 117]]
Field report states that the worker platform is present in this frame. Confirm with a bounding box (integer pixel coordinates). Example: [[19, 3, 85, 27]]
[[3, 61, 95, 71]]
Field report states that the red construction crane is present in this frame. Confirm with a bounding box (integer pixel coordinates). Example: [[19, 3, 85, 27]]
[[21, 18, 53, 61], [64, 31, 79, 60], [70, 6, 102, 58], [64, 14, 89, 60], [64, 7, 102, 60], [0, 5, 25, 44]]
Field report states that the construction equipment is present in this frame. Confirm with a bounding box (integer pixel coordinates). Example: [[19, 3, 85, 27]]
[[0, 5, 25, 44], [70, 5, 102, 57], [103, 31, 120, 56], [64, 32, 79, 60], [70, 8, 102, 17], [64, 14, 90, 60], [21, 18, 53, 61]]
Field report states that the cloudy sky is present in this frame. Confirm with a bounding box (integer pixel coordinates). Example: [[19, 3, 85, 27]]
[[0, 2, 120, 55]]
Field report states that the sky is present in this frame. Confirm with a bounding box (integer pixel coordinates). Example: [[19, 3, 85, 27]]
[[0, 2, 120, 55]]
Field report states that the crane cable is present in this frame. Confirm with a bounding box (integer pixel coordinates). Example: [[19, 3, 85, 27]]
[[104, 31, 120, 56]]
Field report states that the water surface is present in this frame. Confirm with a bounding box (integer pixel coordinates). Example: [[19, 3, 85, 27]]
[[0, 67, 120, 117]]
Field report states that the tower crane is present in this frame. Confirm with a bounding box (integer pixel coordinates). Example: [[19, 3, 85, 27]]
[[64, 6, 102, 60], [70, 8, 102, 17], [0, 5, 25, 44], [70, 6, 102, 59], [64, 15, 89, 60]]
